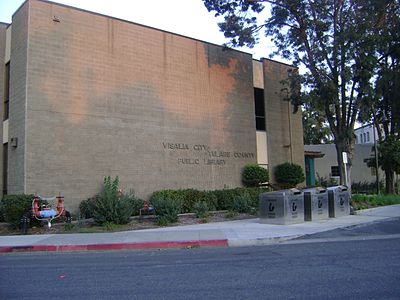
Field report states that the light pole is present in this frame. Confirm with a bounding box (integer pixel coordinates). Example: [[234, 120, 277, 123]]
[[373, 120, 380, 195]]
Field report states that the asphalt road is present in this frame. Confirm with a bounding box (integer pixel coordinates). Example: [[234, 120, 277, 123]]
[[1, 219, 399, 300]]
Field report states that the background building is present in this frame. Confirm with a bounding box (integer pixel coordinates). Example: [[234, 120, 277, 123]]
[[1, 0, 304, 211]]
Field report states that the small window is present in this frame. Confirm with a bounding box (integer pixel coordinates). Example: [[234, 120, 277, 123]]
[[254, 88, 265, 131], [367, 132, 370, 142], [331, 166, 340, 177]]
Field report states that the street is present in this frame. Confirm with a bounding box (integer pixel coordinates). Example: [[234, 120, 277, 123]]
[[1, 218, 399, 299]]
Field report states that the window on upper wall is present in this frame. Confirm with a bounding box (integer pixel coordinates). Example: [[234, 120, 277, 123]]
[[254, 88, 265, 131], [367, 132, 370, 142], [4, 62, 10, 120]]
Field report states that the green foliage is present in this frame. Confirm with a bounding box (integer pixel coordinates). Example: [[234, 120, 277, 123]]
[[351, 181, 384, 195], [365, 135, 400, 193], [0, 203, 4, 222], [302, 104, 332, 144], [79, 197, 96, 219], [316, 175, 338, 188], [0, 194, 34, 228], [228, 192, 252, 213], [91, 176, 134, 225], [351, 194, 400, 210], [274, 162, 305, 188], [203, 0, 391, 184], [211, 187, 267, 211], [149, 191, 182, 225], [378, 135, 400, 174], [193, 201, 209, 219], [129, 197, 145, 216], [178, 189, 217, 213], [241, 164, 269, 187]]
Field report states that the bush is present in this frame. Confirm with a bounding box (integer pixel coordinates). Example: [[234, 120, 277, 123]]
[[210, 187, 267, 211], [149, 191, 182, 225], [129, 197, 145, 216], [79, 197, 96, 219], [242, 164, 269, 187], [0, 194, 34, 228], [228, 192, 252, 213], [193, 201, 209, 218], [91, 176, 134, 225], [274, 162, 305, 188]]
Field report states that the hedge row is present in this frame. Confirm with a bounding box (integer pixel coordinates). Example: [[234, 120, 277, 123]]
[[149, 187, 269, 213], [0, 187, 269, 227]]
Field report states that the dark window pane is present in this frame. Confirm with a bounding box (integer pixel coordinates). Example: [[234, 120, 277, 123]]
[[254, 88, 265, 131], [331, 166, 340, 177]]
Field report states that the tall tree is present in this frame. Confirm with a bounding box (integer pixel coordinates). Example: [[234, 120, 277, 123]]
[[358, 0, 400, 193], [203, 0, 380, 184], [302, 102, 332, 145]]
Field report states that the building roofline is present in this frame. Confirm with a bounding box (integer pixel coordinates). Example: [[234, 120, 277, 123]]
[[259, 57, 297, 69], [12, 0, 253, 58], [355, 122, 373, 130]]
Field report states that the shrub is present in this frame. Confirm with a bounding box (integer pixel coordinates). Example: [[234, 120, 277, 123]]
[[228, 192, 252, 213], [79, 197, 96, 219], [91, 176, 134, 225], [242, 164, 269, 187], [129, 197, 145, 216], [0, 203, 4, 222], [1, 194, 34, 228], [210, 187, 267, 211], [149, 191, 182, 225], [211, 188, 239, 210], [193, 201, 209, 218], [274, 162, 305, 188]]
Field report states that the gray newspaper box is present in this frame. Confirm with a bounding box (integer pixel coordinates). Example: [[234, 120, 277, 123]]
[[327, 185, 350, 218], [303, 187, 329, 221], [259, 189, 304, 225]]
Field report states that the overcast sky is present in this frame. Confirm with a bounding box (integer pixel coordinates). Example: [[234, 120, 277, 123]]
[[0, 0, 282, 61]]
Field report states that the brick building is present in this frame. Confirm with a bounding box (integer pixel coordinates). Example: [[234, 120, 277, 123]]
[[0, 0, 304, 211]]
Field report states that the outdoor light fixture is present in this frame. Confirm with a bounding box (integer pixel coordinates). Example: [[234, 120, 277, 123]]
[[10, 137, 18, 148], [52, 16, 60, 22]]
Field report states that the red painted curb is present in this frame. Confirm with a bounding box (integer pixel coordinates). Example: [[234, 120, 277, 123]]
[[0, 239, 228, 253]]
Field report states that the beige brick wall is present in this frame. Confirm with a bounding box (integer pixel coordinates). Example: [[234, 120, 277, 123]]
[[8, 2, 30, 194], [0, 23, 8, 195], [21, 0, 256, 210], [263, 59, 305, 184]]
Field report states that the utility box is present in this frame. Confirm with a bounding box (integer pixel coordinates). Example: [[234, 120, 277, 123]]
[[259, 189, 304, 225], [327, 186, 350, 218], [303, 187, 329, 221]]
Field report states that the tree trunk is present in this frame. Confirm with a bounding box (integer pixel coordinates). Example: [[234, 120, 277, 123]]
[[385, 170, 394, 194]]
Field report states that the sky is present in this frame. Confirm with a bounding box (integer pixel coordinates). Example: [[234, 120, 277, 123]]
[[0, 0, 281, 62]]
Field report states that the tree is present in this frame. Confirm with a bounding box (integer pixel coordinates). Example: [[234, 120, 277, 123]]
[[366, 135, 400, 194], [203, 0, 383, 184], [302, 102, 332, 145], [358, 0, 399, 138]]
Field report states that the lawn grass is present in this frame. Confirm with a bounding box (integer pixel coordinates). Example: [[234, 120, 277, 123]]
[[351, 194, 400, 210]]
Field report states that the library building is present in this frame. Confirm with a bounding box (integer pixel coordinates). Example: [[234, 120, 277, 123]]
[[0, 0, 304, 210]]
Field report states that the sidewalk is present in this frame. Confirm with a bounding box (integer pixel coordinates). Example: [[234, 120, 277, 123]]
[[1, 205, 399, 253]]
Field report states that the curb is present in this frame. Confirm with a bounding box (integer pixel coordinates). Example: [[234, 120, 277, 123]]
[[0, 239, 228, 253]]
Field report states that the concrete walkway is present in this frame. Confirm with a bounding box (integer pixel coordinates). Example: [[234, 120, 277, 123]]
[[1, 205, 399, 253]]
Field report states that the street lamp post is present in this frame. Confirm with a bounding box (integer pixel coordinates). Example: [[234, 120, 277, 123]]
[[373, 121, 380, 195]]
